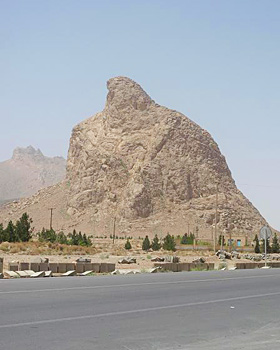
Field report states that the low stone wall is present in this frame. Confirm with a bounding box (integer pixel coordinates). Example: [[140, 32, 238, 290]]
[[7, 261, 115, 274], [154, 262, 214, 272], [236, 262, 280, 269]]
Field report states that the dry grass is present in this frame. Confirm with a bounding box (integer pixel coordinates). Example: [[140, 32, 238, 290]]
[[0, 241, 98, 256]]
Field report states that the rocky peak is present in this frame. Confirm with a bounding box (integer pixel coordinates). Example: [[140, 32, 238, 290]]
[[0, 146, 66, 201], [105, 76, 154, 115], [12, 146, 44, 162], [65, 77, 265, 237]]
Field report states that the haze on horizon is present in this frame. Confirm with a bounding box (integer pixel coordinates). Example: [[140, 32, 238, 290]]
[[1, 0, 279, 230]]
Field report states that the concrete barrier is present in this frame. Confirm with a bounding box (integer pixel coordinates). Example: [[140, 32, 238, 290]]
[[107, 263, 116, 273], [31, 271, 45, 278], [62, 270, 76, 277], [236, 262, 259, 269], [49, 263, 58, 273], [16, 271, 29, 278], [75, 263, 85, 273], [19, 262, 30, 271], [39, 263, 49, 271], [30, 263, 40, 272], [178, 263, 191, 272], [81, 270, 93, 276], [66, 263, 75, 271], [155, 262, 213, 272], [58, 263, 67, 273], [8, 263, 19, 272], [91, 263, 100, 273], [44, 271, 53, 277], [235, 263, 245, 269], [24, 270, 35, 277], [100, 263, 109, 273], [270, 262, 280, 268], [5, 271, 19, 278]]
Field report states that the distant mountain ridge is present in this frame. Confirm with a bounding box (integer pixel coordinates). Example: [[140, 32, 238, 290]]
[[0, 146, 66, 201]]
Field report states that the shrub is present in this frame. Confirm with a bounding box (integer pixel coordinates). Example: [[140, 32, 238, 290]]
[[180, 233, 194, 245]]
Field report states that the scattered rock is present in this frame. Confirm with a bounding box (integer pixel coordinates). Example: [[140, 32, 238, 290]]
[[165, 256, 180, 263], [118, 257, 137, 264], [151, 257, 165, 262], [76, 257, 91, 263], [192, 257, 206, 264], [216, 250, 231, 260]]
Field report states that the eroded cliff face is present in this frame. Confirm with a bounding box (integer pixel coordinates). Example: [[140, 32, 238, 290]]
[[65, 77, 265, 237]]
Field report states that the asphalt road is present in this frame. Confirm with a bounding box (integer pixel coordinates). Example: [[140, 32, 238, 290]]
[[1, 269, 280, 350]]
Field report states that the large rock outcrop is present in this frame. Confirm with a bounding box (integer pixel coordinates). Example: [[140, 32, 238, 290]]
[[65, 77, 265, 237], [0, 77, 266, 238]]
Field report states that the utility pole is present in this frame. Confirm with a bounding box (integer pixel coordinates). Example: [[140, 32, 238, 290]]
[[48, 208, 55, 230], [112, 216, 116, 244], [214, 182, 219, 253]]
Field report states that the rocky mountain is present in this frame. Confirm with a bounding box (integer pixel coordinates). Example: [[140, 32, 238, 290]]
[[0, 146, 66, 201], [0, 78, 266, 240]]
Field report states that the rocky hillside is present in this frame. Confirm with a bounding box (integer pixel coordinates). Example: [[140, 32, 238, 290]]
[[0, 146, 66, 201], [0, 78, 266, 239]]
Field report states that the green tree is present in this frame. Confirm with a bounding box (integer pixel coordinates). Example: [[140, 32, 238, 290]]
[[15, 213, 33, 242], [56, 231, 68, 244], [163, 233, 176, 251], [142, 235, 151, 251], [151, 234, 161, 251], [262, 238, 271, 254], [82, 233, 92, 247], [5, 221, 18, 242], [69, 229, 79, 245], [38, 228, 57, 243], [272, 233, 280, 253], [125, 239, 132, 250], [254, 234, 260, 254]]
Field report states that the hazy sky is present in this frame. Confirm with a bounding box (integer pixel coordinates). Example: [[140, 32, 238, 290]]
[[1, 1, 279, 229]]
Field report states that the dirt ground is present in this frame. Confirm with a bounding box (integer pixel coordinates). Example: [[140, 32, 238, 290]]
[[0, 238, 258, 271]]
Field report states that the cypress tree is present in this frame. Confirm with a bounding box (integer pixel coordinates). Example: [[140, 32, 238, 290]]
[[15, 213, 33, 242], [254, 234, 260, 254], [125, 239, 132, 250], [163, 233, 176, 251], [142, 235, 151, 251], [151, 234, 161, 251], [272, 233, 280, 253]]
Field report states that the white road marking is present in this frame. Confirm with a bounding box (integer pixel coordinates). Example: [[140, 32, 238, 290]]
[[0, 290, 280, 329], [0, 273, 279, 295]]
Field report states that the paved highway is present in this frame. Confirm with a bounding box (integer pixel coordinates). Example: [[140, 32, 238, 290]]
[[1, 269, 280, 349]]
